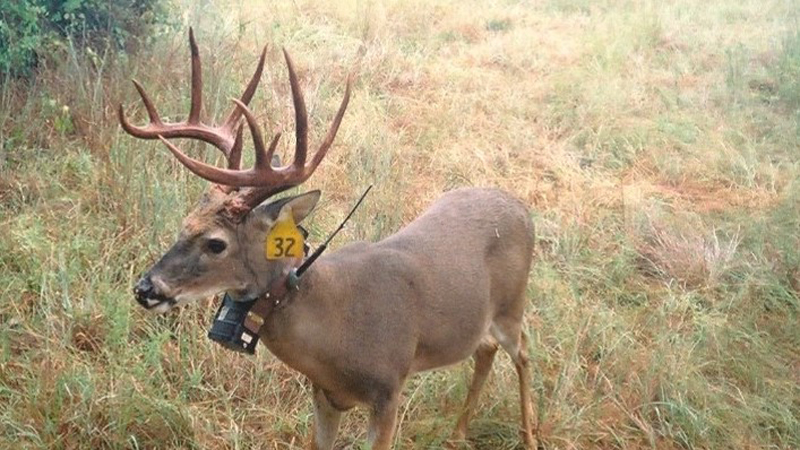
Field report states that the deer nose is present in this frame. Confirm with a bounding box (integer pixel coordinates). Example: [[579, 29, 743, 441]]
[[133, 276, 155, 304]]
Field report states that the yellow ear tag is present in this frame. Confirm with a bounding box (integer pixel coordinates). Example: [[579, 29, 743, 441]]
[[265, 211, 305, 260]]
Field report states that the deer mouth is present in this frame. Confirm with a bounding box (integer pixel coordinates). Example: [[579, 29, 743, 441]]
[[135, 291, 177, 311]]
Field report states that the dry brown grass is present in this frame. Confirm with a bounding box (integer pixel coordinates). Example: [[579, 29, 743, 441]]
[[1, 0, 799, 449]]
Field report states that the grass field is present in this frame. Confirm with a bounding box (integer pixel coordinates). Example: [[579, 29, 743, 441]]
[[1, 0, 799, 448]]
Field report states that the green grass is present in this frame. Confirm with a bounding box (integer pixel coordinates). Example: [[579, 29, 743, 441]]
[[1, 0, 799, 448]]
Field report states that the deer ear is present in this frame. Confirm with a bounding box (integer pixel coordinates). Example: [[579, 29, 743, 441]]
[[253, 190, 321, 226], [283, 190, 320, 223]]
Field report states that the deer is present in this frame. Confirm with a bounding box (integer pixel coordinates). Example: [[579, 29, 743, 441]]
[[119, 29, 536, 450]]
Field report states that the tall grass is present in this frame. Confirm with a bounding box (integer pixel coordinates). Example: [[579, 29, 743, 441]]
[[1, 0, 798, 448]]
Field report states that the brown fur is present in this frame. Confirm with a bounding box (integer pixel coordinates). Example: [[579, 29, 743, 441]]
[[140, 186, 536, 449]]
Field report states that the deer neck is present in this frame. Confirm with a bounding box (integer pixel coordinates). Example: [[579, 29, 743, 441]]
[[256, 259, 339, 379]]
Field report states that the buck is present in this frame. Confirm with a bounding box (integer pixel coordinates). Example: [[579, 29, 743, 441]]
[[119, 30, 536, 449]]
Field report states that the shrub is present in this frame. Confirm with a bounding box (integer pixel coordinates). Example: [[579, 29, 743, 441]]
[[0, 1, 45, 76], [39, 0, 173, 53], [0, 0, 173, 77]]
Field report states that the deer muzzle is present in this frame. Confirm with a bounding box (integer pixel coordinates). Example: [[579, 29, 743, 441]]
[[133, 275, 176, 311]]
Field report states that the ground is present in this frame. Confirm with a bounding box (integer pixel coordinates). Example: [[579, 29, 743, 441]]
[[0, 0, 798, 449]]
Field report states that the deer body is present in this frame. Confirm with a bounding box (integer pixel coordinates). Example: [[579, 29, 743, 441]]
[[260, 187, 533, 399], [238, 187, 537, 449], [120, 31, 536, 449]]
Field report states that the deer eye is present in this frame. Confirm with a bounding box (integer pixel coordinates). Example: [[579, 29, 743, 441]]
[[206, 238, 227, 254]]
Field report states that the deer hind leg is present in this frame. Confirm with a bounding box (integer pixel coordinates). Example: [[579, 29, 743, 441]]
[[514, 332, 536, 449], [310, 385, 343, 450], [493, 322, 537, 449], [450, 339, 499, 444], [367, 390, 402, 450]]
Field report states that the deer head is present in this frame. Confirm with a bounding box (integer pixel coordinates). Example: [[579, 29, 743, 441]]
[[119, 29, 350, 312]]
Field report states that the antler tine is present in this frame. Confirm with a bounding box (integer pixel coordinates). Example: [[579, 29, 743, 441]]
[[134, 80, 161, 124], [118, 80, 160, 136], [118, 28, 267, 164], [310, 76, 352, 170], [188, 28, 203, 124], [283, 49, 309, 169], [231, 99, 282, 170], [215, 125, 246, 194], [228, 124, 244, 170], [222, 46, 268, 132]]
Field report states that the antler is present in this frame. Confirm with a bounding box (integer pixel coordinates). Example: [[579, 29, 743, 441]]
[[118, 27, 267, 171], [120, 30, 351, 211]]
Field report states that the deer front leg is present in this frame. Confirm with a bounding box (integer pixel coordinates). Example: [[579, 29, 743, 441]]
[[309, 385, 343, 450], [366, 391, 402, 450]]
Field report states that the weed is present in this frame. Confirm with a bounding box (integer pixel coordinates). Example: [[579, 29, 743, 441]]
[[1, 0, 798, 449]]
